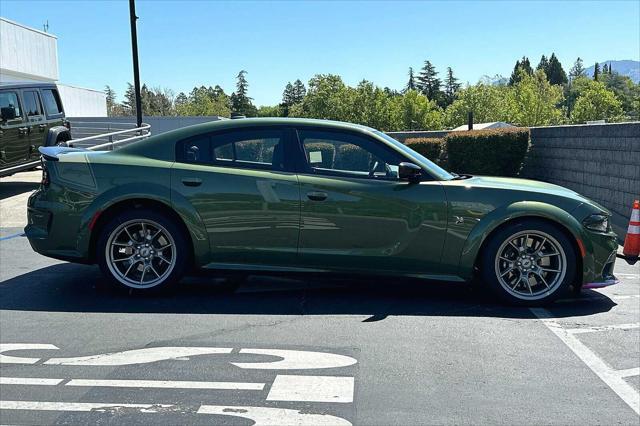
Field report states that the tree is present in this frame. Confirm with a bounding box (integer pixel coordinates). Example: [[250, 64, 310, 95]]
[[230, 70, 257, 117], [593, 62, 600, 81], [416, 61, 442, 103], [443, 67, 461, 106], [603, 63, 609, 74], [569, 57, 586, 81], [282, 82, 294, 106], [571, 79, 624, 123], [508, 69, 564, 126], [536, 55, 549, 73], [444, 84, 512, 128], [176, 85, 230, 117], [104, 85, 118, 116], [405, 67, 416, 92], [396, 90, 443, 131], [291, 79, 306, 104], [508, 56, 533, 85], [546, 53, 568, 85], [122, 83, 137, 116]]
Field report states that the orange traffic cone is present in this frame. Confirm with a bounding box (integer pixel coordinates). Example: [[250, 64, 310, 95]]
[[622, 199, 640, 259]]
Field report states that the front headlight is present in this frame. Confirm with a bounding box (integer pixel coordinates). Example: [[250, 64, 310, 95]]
[[583, 213, 609, 232]]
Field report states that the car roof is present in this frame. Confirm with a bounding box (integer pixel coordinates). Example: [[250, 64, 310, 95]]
[[116, 117, 380, 161], [0, 82, 58, 90]]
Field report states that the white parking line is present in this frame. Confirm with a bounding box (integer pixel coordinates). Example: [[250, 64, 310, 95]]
[[0, 376, 265, 390], [618, 368, 640, 378], [267, 375, 354, 403], [0, 377, 63, 386], [531, 308, 640, 415], [66, 378, 265, 390], [565, 323, 640, 334]]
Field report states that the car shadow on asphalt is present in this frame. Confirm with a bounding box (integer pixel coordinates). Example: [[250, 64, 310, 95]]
[[0, 263, 617, 320], [0, 181, 39, 200]]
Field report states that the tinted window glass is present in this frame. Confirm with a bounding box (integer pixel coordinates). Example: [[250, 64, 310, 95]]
[[298, 130, 403, 179], [183, 135, 212, 163], [0, 91, 22, 121], [42, 89, 63, 115], [179, 129, 285, 170], [23, 91, 42, 116], [212, 129, 284, 169]]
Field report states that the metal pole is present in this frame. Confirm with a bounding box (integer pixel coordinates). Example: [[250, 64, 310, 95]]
[[467, 111, 473, 131], [129, 0, 142, 128]]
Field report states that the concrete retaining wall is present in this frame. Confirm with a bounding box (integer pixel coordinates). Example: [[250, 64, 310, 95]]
[[520, 122, 640, 238]]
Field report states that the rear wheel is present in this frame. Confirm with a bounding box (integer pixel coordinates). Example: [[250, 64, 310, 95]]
[[480, 219, 576, 306], [97, 209, 189, 292]]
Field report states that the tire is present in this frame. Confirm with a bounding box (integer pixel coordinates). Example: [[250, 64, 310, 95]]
[[96, 208, 189, 293], [480, 219, 577, 306]]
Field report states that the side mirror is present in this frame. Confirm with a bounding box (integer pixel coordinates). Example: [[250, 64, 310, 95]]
[[1, 106, 17, 122], [398, 162, 422, 182]]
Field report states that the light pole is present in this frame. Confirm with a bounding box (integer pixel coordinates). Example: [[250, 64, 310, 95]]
[[129, 0, 142, 128]]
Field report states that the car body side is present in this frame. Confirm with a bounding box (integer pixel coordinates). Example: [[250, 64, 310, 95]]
[[25, 118, 618, 287]]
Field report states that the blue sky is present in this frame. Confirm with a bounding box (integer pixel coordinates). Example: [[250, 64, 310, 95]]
[[3, 0, 639, 105]]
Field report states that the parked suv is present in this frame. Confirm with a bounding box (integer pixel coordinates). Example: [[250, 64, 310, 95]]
[[0, 82, 71, 177]]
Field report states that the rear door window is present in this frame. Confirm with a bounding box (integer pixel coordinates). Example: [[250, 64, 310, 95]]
[[23, 91, 43, 118], [41, 89, 63, 116]]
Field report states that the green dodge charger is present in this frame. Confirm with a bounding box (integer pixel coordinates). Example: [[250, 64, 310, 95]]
[[25, 118, 619, 304]]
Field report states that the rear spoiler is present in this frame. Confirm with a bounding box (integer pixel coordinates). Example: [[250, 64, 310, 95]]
[[39, 146, 89, 161]]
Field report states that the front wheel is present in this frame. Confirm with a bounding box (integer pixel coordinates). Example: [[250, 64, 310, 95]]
[[480, 220, 577, 306], [97, 209, 189, 292]]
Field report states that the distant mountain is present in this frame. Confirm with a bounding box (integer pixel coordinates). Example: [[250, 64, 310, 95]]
[[584, 60, 640, 83]]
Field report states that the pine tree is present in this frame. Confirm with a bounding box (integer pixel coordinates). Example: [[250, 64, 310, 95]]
[[537, 55, 549, 73], [603, 63, 609, 74], [104, 85, 117, 116], [405, 67, 416, 92], [231, 70, 257, 117], [509, 56, 533, 85], [416, 61, 441, 101], [569, 57, 586, 81], [282, 82, 294, 106], [123, 83, 137, 116], [546, 53, 568, 85], [443, 67, 460, 106], [291, 79, 306, 104], [593, 62, 600, 81], [609, 63, 613, 75]]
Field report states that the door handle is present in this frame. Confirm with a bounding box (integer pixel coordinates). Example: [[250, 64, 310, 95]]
[[18, 127, 29, 136], [181, 177, 202, 187], [306, 191, 328, 201]]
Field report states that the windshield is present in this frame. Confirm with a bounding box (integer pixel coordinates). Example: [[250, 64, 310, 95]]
[[373, 131, 454, 181]]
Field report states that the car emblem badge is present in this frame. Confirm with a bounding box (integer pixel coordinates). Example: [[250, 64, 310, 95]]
[[454, 216, 464, 224]]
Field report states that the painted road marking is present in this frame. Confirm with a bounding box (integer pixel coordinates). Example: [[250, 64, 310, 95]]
[[266, 374, 354, 403], [197, 404, 352, 425], [0, 232, 25, 242], [65, 378, 265, 390], [618, 367, 640, 378], [565, 323, 640, 334], [0, 344, 59, 364], [45, 347, 233, 366], [531, 308, 640, 415], [1, 345, 358, 370], [0, 401, 352, 425], [0, 400, 175, 413], [232, 348, 357, 370], [0, 377, 63, 386], [0, 377, 265, 391]]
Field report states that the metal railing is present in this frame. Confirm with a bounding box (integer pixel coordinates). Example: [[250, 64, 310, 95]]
[[69, 121, 151, 151], [0, 122, 151, 176]]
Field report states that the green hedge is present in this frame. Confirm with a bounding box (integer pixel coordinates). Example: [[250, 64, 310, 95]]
[[405, 138, 445, 166], [334, 143, 371, 171], [444, 128, 530, 176], [305, 142, 335, 168], [235, 140, 264, 162]]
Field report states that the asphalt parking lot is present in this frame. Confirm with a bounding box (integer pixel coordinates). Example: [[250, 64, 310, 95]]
[[1, 171, 639, 425]]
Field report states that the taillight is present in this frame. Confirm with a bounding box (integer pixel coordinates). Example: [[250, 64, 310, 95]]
[[41, 162, 50, 187]]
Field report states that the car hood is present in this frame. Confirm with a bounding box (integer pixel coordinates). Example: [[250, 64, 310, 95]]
[[459, 175, 608, 212]]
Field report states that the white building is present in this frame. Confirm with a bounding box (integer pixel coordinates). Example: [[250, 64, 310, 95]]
[[452, 121, 515, 131], [0, 17, 107, 117]]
